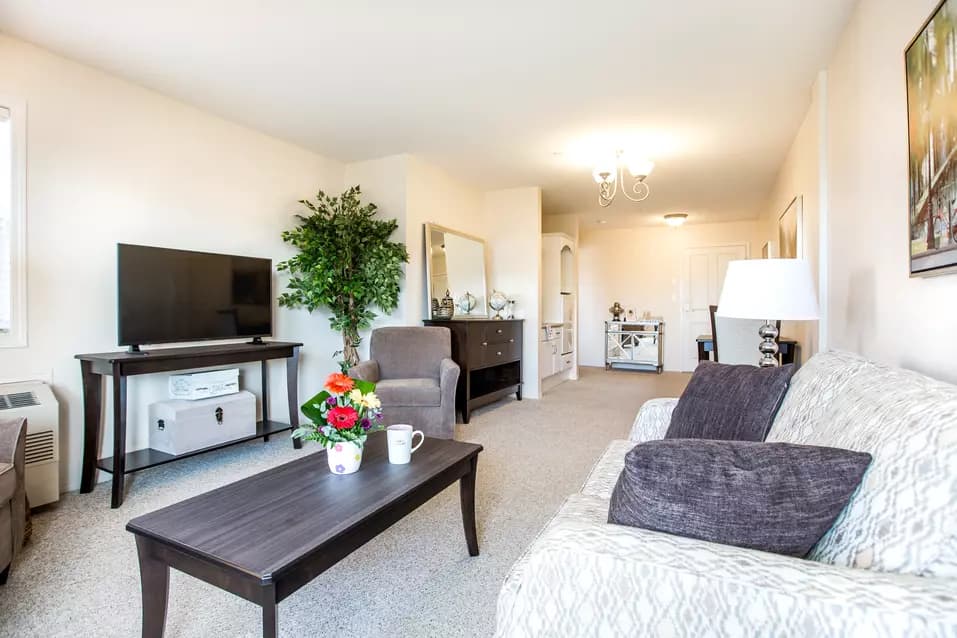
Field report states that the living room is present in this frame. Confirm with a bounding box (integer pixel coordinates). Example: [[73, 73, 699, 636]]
[[2, 0, 956, 636]]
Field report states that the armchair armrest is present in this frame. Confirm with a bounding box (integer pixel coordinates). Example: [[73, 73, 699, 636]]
[[348, 360, 380, 383], [439, 358, 460, 392], [497, 516, 957, 637], [628, 397, 678, 442]]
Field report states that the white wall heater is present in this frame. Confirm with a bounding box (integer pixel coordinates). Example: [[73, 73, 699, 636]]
[[0, 381, 60, 507]]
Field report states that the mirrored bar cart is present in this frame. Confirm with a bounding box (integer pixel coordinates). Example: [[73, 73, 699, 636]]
[[605, 319, 664, 374]]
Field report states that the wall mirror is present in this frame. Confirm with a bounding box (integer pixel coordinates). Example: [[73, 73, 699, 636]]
[[425, 223, 489, 318]]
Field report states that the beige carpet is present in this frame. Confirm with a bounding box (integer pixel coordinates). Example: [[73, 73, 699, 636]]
[[0, 367, 688, 638]]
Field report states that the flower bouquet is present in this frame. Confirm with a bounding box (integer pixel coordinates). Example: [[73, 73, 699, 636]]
[[293, 372, 384, 474]]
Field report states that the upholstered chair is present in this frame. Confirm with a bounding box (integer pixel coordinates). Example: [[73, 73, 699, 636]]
[[0, 417, 27, 585], [348, 327, 460, 439]]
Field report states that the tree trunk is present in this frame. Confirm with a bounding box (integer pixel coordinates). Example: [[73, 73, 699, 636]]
[[342, 327, 360, 370]]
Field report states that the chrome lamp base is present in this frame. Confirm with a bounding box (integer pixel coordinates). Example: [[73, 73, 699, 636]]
[[758, 320, 779, 367]]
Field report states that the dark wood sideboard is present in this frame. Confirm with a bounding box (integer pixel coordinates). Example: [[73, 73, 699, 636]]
[[423, 319, 523, 424]]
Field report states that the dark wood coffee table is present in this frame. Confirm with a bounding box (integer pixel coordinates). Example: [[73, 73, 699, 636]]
[[126, 433, 482, 637]]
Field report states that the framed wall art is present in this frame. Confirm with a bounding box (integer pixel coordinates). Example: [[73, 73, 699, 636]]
[[907, 0, 957, 276], [778, 196, 803, 259]]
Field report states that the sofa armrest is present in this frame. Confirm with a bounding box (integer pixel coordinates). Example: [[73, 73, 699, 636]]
[[439, 358, 460, 394], [0, 418, 27, 560], [628, 397, 678, 442], [0, 418, 26, 467], [348, 360, 380, 383], [496, 519, 957, 637]]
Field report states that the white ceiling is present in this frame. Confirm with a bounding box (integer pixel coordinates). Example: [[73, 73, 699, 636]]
[[0, 0, 856, 226]]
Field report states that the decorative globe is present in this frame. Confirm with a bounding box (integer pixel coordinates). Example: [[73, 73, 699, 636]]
[[488, 290, 508, 319]]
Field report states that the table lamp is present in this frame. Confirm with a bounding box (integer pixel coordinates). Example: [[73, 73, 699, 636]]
[[716, 259, 819, 367]]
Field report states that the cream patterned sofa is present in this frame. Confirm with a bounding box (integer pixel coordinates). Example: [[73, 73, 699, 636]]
[[495, 351, 957, 637]]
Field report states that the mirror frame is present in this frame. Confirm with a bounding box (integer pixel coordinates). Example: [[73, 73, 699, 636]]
[[424, 223, 490, 319]]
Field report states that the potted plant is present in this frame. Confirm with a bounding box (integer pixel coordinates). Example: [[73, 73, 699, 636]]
[[277, 186, 409, 369], [293, 372, 384, 474]]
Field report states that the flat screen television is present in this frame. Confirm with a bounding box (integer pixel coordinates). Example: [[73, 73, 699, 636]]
[[117, 243, 272, 349]]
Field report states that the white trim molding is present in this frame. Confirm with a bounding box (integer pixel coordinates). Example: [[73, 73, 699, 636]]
[[0, 94, 27, 348]]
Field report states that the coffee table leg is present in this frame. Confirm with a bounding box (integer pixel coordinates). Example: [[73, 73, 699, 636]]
[[262, 584, 278, 638], [460, 456, 479, 556], [135, 536, 169, 638]]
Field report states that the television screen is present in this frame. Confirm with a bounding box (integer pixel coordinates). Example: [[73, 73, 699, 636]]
[[117, 244, 272, 347]]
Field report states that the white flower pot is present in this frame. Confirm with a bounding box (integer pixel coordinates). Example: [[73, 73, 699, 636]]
[[326, 440, 363, 475]]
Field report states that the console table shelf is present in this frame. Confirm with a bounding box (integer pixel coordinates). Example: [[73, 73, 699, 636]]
[[95, 419, 295, 475], [76, 341, 303, 508]]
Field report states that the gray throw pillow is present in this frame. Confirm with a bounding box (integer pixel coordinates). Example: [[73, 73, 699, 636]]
[[608, 440, 872, 557], [665, 361, 795, 441]]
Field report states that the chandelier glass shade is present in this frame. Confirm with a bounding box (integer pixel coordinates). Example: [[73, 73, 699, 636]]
[[594, 151, 654, 207]]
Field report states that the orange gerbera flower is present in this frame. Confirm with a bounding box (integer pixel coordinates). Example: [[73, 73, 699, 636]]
[[324, 372, 355, 395]]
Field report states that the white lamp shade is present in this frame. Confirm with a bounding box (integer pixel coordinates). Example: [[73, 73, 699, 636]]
[[626, 157, 655, 178], [592, 163, 616, 184], [717, 259, 819, 320]]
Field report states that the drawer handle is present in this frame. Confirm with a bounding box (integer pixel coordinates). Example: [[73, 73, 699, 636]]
[[481, 341, 488, 347], [509, 338, 515, 343], [496, 351, 502, 356], [496, 329, 503, 334]]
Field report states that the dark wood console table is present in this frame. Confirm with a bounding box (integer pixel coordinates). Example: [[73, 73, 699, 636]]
[[76, 341, 302, 508], [423, 319, 523, 423]]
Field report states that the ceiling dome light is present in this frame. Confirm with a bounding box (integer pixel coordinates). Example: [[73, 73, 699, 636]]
[[664, 213, 688, 227]]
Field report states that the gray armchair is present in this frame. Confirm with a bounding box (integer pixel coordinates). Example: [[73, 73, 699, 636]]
[[349, 327, 460, 439], [0, 417, 26, 585]]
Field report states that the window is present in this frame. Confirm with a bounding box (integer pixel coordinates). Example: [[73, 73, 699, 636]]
[[0, 98, 26, 348]]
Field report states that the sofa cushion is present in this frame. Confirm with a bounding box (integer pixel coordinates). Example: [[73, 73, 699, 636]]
[[374, 378, 441, 407], [768, 350, 957, 577], [0, 463, 15, 504], [666, 362, 795, 442], [608, 439, 872, 557]]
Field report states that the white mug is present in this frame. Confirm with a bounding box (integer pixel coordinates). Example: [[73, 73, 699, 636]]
[[386, 424, 425, 464]]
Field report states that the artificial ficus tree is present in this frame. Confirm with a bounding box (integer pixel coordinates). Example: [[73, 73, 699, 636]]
[[277, 186, 409, 368]]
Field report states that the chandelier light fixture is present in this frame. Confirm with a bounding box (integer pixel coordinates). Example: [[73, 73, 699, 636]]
[[592, 150, 655, 208]]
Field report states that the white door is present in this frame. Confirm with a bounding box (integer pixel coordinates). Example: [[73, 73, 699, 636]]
[[680, 245, 748, 371]]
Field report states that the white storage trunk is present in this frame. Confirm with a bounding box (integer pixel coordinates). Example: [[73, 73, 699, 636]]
[[169, 368, 239, 400], [148, 391, 257, 455]]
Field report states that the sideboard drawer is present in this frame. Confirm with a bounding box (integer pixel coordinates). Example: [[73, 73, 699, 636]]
[[478, 322, 521, 345], [472, 338, 521, 368]]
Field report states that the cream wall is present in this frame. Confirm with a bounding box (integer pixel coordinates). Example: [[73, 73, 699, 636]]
[[0, 35, 347, 492], [762, 73, 827, 363], [542, 213, 580, 244], [342, 154, 410, 343], [579, 220, 765, 371], [343, 154, 487, 337], [406, 155, 486, 322], [485, 188, 543, 398], [818, 0, 957, 382]]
